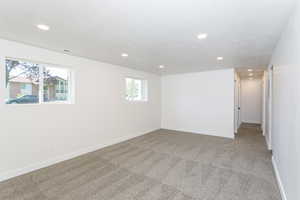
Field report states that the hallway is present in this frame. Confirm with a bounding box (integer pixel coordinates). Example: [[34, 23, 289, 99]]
[[0, 125, 280, 200]]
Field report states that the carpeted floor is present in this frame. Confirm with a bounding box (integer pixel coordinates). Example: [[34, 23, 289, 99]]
[[0, 124, 280, 200]]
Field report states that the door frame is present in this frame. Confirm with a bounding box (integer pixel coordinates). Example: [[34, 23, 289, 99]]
[[234, 72, 241, 134], [262, 72, 267, 136], [263, 65, 273, 150], [267, 65, 273, 150]]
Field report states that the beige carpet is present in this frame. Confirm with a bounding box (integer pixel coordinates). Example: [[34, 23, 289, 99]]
[[0, 124, 280, 200]]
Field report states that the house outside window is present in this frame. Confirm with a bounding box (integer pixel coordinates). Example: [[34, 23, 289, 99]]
[[43, 67, 70, 102], [20, 83, 32, 96], [55, 79, 68, 100], [5, 58, 73, 104], [125, 77, 148, 101]]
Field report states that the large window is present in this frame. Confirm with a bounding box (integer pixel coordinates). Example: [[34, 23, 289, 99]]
[[5, 58, 73, 104], [125, 77, 147, 101]]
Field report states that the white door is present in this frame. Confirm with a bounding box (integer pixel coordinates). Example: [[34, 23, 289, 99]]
[[241, 79, 263, 124]]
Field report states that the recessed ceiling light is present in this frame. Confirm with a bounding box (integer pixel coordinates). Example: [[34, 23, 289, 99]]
[[249, 73, 253, 76], [217, 57, 223, 61], [37, 24, 50, 31], [197, 33, 208, 40], [159, 65, 165, 69], [121, 53, 128, 57], [248, 69, 253, 72]]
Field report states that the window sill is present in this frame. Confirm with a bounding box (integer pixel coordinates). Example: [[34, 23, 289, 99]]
[[4, 101, 74, 106], [42, 101, 74, 105], [125, 100, 148, 103]]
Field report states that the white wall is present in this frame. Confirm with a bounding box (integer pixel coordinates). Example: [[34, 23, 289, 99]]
[[162, 69, 235, 139], [269, 1, 300, 200], [0, 39, 161, 181], [240, 78, 262, 124]]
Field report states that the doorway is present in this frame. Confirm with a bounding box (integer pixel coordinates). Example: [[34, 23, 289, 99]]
[[234, 68, 266, 135], [240, 78, 263, 124]]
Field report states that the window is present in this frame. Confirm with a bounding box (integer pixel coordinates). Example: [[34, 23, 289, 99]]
[[5, 58, 73, 104], [5, 59, 40, 104], [20, 83, 33, 96], [43, 67, 70, 103], [125, 77, 147, 101]]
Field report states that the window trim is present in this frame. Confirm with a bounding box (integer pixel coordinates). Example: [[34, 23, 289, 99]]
[[4, 57, 75, 105], [125, 76, 148, 102]]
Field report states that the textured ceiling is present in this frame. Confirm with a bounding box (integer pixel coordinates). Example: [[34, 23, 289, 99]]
[[0, 0, 295, 75]]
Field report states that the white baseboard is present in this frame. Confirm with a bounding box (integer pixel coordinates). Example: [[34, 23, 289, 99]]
[[161, 128, 234, 139], [272, 156, 287, 200], [265, 136, 272, 150], [0, 128, 159, 182]]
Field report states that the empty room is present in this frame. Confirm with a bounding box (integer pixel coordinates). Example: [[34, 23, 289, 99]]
[[0, 0, 299, 200]]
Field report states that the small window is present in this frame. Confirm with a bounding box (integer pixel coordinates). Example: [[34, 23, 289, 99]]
[[43, 67, 71, 103], [125, 77, 148, 101], [5, 58, 73, 104]]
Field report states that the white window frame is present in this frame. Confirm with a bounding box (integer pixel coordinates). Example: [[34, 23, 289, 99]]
[[4, 57, 74, 105], [125, 77, 148, 102]]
